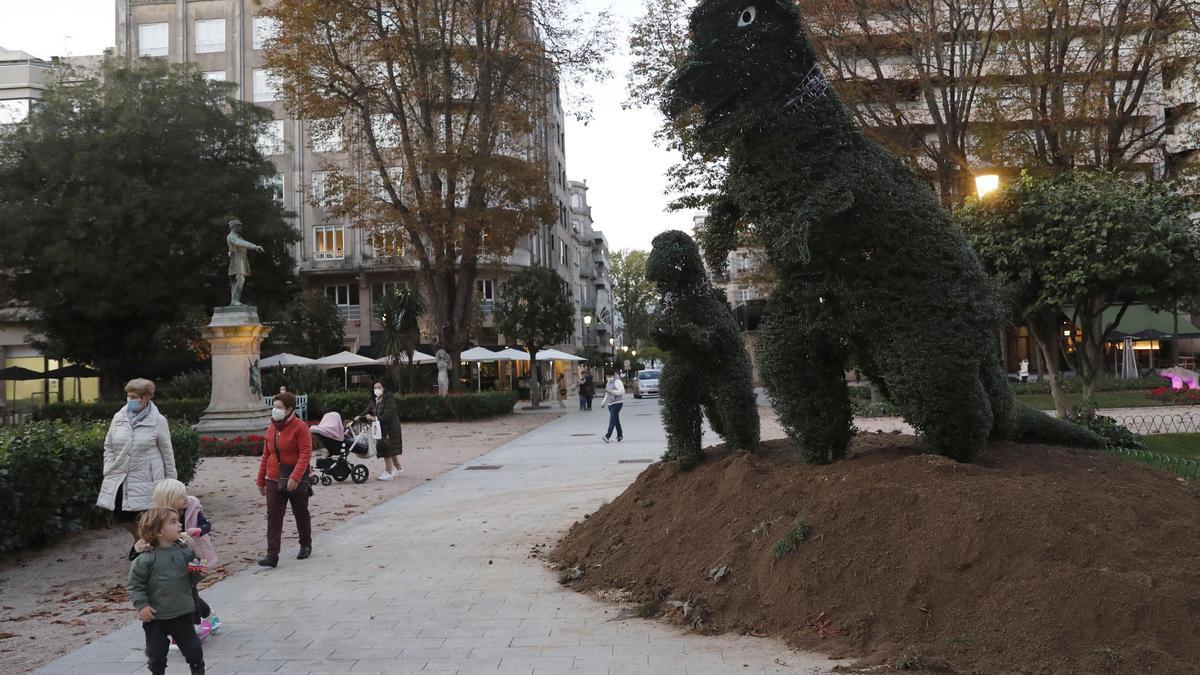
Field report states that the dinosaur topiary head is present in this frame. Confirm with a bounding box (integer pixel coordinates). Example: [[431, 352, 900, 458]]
[[647, 230, 710, 295], [663, 0, 825, 147]]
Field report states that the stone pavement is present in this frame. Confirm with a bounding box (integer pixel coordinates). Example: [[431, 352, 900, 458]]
[[37, 400, 837, 675]]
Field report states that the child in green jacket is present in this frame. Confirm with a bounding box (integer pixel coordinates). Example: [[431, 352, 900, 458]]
[[127, 507, 205, 675]]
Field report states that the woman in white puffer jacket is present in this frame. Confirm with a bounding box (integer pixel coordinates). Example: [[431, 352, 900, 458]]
[[95, 378, 177, 556]]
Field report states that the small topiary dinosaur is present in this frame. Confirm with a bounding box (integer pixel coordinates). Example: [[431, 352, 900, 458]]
[[663, 0, 1103, 462], [647, 230, 760, 467]]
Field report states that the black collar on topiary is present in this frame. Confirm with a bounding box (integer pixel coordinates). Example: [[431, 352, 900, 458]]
[[779, 64, 830, 116]]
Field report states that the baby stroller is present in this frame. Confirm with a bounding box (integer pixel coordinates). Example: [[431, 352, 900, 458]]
[[309, 412, 371, 485]]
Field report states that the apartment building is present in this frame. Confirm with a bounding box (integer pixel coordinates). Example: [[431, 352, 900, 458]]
[[114, 0, 606, 353], [567, 180, 615, 357]]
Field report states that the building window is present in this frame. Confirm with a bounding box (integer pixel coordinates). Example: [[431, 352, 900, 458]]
[[737, 289, 751, 303], [138, 23, 169, 58], [735, 254, 750, 272], [371, 281, 408, 305], [371, 166, 403, 202], [252, 16, 280, 50], [310, 118, 341, 153], [570, 193, 581, 209], [314, 225, 345, 260], [195, 19, 226, 54], [371, 114, 401, 148], [476, 279, 495, 313], [559, 239, 568, 266], [311, 171, 339, 207], [202, 70, 226, 82], [252, 68, 279, 102], [324, 285, 359, 318], [366, 227, 404, 258], [255, 120, 284, 156], [263, 173, 284, 205], [0, 99, 31, 124]]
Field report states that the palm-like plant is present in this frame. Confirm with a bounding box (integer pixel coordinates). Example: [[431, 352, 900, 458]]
[[373, 286, 426, 393]]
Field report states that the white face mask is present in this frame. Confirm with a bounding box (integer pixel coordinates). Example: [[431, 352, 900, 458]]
[[271, 407, 287, 422], [374, 388, 384, 397]]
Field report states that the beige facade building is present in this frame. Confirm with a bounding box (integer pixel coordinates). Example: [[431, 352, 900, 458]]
[[114, 0, 610, 357]]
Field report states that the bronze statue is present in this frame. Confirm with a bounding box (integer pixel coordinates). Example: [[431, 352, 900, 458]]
[[227, 219, 265, 306]]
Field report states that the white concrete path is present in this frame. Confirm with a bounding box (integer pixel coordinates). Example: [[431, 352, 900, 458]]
[[37, 401, 837, 675]]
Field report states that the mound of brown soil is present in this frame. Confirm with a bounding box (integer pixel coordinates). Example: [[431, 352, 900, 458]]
[[553, 435, 1200, 673]]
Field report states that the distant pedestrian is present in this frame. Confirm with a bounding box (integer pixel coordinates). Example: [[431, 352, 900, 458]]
[[579, 370, 594, 411], [96, 378, 177, 560], [556, 373, 568, 409], [256, 392, 313, 567], [600, 371, 625, 443], [127, 507, 205, 675], [360, 381, 404, 481]]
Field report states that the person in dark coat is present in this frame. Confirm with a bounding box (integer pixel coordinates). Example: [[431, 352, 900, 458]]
[[361, 381, 404, 480], [579, 370, 595, 411]]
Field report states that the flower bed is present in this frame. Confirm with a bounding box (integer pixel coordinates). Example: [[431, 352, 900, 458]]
[[1146, 387, 1200, 405], [199, 435, 265, 457]]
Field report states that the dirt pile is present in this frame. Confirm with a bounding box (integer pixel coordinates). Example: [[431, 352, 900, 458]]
[[553, 435, 1200, 673]]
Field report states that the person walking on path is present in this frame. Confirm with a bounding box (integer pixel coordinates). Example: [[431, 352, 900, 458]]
[[127, 507, 205, 675], [96, 378, 177, 560], [600, 371, 625, 442], [360, 381, 404, 481], [256, 392, 313, 567], [556, 373, 569, 409], [579, 370, 594, 411]]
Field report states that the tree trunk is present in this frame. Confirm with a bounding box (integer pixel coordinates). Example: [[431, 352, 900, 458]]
[[525, 342, 543, 408], [1030, 314, 1070, 417]]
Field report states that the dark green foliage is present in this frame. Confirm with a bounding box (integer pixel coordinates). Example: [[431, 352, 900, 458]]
[[0, 421, 199, 553], [663, 0, 1098, 462], [494, 267, 576, 407], [0, 59, 298, 386], [268, 290, 347, 359], [1064, 406, 1143, 450], [162, 371, 212, 400], [307, 391, 518, 421], [263, 365, 340, 395], [1008, 376, 1164, 396], [648, 231, 760, 467], [1012, 403, 1107, 449], [373, 286, 426, 393], [40, 399, 210, 425], [770, 518, 811, 559]]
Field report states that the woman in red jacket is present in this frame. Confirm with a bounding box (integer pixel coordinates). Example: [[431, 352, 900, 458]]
[[256, 391, 313, 568]]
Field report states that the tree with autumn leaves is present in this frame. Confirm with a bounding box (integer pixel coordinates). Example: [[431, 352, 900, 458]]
[[261, 0, 613, 374]]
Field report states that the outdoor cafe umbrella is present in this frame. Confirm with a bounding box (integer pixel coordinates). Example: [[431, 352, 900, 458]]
[[0, 365, 41, 407], [41, 363, 101, 402], [314, 351, 381, 388], [535, 348, 586, 362], [259, 353, 318, 369], [379, 349, 437, 365]]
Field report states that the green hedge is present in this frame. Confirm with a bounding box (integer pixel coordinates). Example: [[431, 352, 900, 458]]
[[308, 390, 519, 421], [40, 399, 210, 425], [0, 421, 200, 553], [1007, 375, 1163, 396]]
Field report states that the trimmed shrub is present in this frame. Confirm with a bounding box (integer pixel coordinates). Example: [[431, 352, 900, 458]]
[[1009, 375, 1163, 396], [40, 398, 209, 425], [0, 421, 201, 553], [1065, 405, 1144, 450], [308, 390, 518, 421]]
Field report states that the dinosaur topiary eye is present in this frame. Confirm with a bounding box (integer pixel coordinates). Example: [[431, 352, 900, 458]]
[[737, 6, 757, 26]]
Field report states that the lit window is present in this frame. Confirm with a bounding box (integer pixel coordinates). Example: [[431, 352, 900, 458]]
[[252, 69, 279, 102], [367, 227, 404, 258], [255, 120, 284, 156], [314, 226, 346, 260], [202, 70, 226, 82], [252, 16, 280, 50], [310, 118, 342, 153], [138, 23, 169, 57], [195, 19, 226, 54]]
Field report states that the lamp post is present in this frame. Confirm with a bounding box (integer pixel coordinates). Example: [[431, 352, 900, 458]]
[[975, 174, 1000, 198], [583, 314, 593, 347]]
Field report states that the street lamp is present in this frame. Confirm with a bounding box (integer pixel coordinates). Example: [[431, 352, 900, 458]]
[[583, 314, 592, 347], [975, 174, 1000, 198]]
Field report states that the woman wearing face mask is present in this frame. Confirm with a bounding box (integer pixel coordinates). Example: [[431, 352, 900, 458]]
[[255, 392, 313, 567], [360, 381, 403, 481], [96, 378, 177, 559]]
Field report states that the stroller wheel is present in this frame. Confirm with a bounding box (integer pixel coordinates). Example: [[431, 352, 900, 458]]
[[308, 474, 319, 486], [351, 464, 369, 484], [320, 475, 333, 486]]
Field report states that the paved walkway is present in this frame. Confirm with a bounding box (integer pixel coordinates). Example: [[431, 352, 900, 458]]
[[37, 401, 836, 675]]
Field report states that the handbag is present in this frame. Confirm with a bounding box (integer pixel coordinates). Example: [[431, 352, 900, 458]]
[[272, 424, 310, 496]]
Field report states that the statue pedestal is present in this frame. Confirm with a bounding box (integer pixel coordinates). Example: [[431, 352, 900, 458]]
[[195, 306, 273, 439]]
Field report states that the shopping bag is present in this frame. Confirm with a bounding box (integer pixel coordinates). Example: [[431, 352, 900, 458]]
[[371, 420, 383, 440]]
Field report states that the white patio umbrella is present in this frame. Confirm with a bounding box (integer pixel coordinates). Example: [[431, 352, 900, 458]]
[[535, 348, 586, 361], [494, 348, 530, 361], [314, 351, 382, 388], [259, 353, 317, 369], [460, 347, 501, 362], [378, 350, 437, 365]]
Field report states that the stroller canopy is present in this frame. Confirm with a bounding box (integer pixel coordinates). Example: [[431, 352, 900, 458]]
[[311, 412, 344, 441]]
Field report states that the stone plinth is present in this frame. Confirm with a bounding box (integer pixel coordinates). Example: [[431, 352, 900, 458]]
[[195, 306, 273, 439]]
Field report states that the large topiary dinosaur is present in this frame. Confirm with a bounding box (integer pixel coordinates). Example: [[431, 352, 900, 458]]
[[647, 230, 760, 467], [663, 0, 1103, 462]]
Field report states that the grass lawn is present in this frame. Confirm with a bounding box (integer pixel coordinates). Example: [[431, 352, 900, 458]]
[[1141, 434, 1200, 459], [1014, 390, 1193, 410]]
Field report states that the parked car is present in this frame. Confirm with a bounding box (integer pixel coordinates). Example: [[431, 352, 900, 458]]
[[634, 369, 662, 398]]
